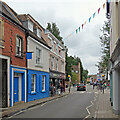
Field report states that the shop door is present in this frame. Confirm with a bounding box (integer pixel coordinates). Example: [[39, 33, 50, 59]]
[[13, 77, 19, 103]]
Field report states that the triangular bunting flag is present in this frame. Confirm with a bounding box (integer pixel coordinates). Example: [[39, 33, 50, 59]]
[[93, 12, 96, 18], [82, 24, 84, 29], [103, 3, 105, 9], [89, 17, 91, 23], [79, 27, 80, 32], [84, 21, 87, 25], [98, 8, 100, 14], [76, 29, 78, 33]]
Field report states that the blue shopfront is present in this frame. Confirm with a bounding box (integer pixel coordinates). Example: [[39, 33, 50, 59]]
[[10, 66, 27, 107], [27, 69, 49, 102]]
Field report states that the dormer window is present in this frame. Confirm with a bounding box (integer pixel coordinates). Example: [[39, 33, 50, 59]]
[[28, 20, 33, 32], [37, 28, 41, 38]]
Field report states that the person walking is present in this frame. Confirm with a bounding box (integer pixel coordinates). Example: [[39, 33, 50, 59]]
[[103, 82, 106, 94], [60, 83, 63, 95], [50, 84, 54, 97]]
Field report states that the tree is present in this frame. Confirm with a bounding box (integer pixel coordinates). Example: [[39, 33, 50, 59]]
[[82, 70, 88, 82], [65, 55, 84, 83], [96, 16, 110, 73], [46, 22, 63, 41]]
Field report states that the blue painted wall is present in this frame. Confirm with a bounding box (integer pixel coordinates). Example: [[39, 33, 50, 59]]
[[27, 69, 49, 102], [10, 66, 26, 107]]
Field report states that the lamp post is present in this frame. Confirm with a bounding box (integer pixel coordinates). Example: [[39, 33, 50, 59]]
[[68, 75, 71, 93]]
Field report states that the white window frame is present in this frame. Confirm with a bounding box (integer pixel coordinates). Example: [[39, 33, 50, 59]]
[[51, 56, 54, 70], [42, 75, 45, 91], [51, 40, 54, 51], [28, 20, 33, 32], [56, 59, 58, 71], [36, 48, 41, 65], [61, 61, 64, 72], [31, 74, 36, 93], [56, 45, 58, 54], [37, 28, 41, 38], [16, 36, 23, 57]]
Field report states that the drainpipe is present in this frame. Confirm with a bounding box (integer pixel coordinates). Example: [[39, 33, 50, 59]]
[[25, 30, 28, 103]]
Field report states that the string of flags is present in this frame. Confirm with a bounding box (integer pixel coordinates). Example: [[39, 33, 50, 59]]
[[63, 1, 110, 41]]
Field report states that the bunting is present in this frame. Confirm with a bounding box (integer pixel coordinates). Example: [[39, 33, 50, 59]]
[[98, 8, 101, 14], [82, 24, 84, 29], [63, 1, 108, 41], [79, 27, 80, 32], [93, 12, 96, 18], [89, 17, 91, 23], [103, 3, 105, 9]]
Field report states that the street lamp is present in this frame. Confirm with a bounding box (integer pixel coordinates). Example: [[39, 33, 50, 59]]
[[68, 75, 71, 93]]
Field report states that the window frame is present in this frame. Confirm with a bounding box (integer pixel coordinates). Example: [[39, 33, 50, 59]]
[[16, 35, 24, 57], [31, 74, 36, 93], [51, 40, 54, 51], [56, 58, 58, 71], [51, 56, 54, 70], [42, 75, 46, 91], [36, 48, 41, 65]]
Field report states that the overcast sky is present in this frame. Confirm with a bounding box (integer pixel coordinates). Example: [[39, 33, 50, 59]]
[[3, 0, 107, 75]]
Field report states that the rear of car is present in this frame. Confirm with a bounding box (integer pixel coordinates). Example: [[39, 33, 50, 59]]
[[77, 84, 86, 91]]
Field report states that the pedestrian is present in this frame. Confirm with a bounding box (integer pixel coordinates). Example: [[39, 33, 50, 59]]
[[103, 82, 106, 94], [93, 82, 95, 90], [60, 83, 63, 95], [51, 84, 54, 97]]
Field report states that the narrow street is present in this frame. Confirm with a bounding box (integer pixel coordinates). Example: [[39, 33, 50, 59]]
[[9, 85, 96, 119]]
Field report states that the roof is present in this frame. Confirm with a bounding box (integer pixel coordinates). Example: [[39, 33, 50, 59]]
[[0, 1, 23, 25], [18, 14, 45, 30], [27, 30, 51, 49]]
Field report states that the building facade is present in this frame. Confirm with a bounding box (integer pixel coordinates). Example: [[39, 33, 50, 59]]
[[107, 1, 120, 114], [18, 14, 50, 102], [45, 31, 66, 92], [0, 1, 27, 107]]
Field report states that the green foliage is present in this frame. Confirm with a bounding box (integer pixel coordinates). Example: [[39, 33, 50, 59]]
[[96, 17, 110, 73], [46, 22, 63, 41], [71, 72, 79, 83], [65, 54, 87, 83], [82, 69, 88, 82]]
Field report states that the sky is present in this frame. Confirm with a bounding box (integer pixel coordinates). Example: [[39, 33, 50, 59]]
[[3, 0, 107, 75]]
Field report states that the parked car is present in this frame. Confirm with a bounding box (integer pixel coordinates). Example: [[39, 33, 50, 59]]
[[77, 84, 86, 91]]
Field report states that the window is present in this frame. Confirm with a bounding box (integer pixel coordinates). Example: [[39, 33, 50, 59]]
[[16, 36, 23, 57], [0, 20, 4, 48], [28, 20, 33, 32], [42, 75, 45, 91], [51, 40, 54, 51], [51, 56, 54, 70], [61, 61, 64, 72], [56, 45, 58, 54], [37, 29, 41, 38], [31, 74, 36, 93], [56, 59, 58, 71], [36, 48, 41, 65]]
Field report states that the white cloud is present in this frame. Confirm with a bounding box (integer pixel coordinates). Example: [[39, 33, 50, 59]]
[[3, 0, 107, 74]]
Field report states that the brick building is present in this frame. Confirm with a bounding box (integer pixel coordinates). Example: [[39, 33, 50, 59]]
[[0, 1, 27, 107]]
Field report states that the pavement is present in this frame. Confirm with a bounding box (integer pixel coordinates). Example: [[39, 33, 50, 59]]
[[87, 86, 120, 119]]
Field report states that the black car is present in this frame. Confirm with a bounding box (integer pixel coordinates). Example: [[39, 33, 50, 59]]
[[77, 84, 86, 91]]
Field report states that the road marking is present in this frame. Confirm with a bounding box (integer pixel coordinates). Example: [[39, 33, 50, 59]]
[[7, 111, 24, 119], [83, 92, 98, 120]]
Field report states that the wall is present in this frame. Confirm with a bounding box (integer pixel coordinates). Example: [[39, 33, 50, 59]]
[[1, 17, 26, 67], [27, 69, 49, 102], [27, 36, 49, 72]]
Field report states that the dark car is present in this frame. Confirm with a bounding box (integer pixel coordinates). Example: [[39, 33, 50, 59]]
[[77, 84, 86, 91]]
